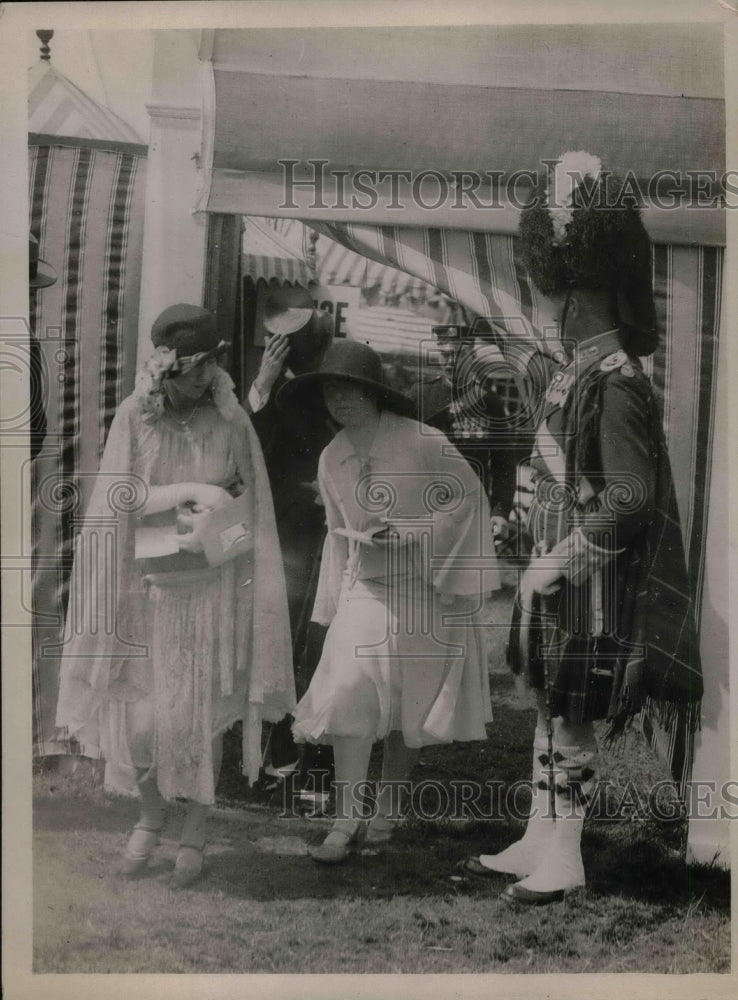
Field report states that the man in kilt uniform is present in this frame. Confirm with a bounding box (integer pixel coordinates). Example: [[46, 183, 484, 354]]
[[464, 152, 703, 904]]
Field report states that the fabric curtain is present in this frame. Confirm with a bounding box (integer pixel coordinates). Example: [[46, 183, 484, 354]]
[[29, 140, 147, 756]]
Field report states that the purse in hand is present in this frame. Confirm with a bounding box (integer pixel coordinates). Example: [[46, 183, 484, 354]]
[[196, 491, 254, 567]]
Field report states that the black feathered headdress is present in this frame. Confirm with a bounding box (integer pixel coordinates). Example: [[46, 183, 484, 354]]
[[519, 152, 659, 356]]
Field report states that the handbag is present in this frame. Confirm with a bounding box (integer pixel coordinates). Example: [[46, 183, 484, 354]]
[[196, 490, 254, 567]]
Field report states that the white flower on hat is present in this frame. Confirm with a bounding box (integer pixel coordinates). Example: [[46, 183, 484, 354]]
[[546, 151, 603, 244], [148, 345, 180, 378], [134, 346, 182, 419]]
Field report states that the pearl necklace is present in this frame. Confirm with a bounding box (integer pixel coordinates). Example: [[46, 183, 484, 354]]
[[169, 401, 201, 429]]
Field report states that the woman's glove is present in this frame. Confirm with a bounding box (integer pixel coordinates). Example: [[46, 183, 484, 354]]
[[177, 506, 211, 553], [142, 481, 232, 515], [518, 545, 565, 614], [184, 483, 232, 510]]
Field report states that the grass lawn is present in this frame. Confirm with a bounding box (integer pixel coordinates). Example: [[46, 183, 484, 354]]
[[32, 586, 730, 974]]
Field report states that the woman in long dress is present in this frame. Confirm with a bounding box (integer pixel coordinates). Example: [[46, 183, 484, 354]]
[[278, 341, 500, 862], [56, 304, 294, 888]]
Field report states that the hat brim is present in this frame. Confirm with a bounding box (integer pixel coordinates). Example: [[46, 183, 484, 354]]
[[264, 308, 314, 336], [30, 259, 57, 289], [276, 369, 416, 420], [171, 340, 231, 375]]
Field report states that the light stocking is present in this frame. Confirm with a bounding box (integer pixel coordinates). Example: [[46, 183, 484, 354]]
[[509, 743, 597, 895], [374, 731, 418, 825], [329, 736, 373, 837], [479, 726, 552, 877]]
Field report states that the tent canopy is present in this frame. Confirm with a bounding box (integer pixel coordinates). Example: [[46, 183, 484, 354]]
[[29, 59, 144, 146], [199, 24, 725, 244]]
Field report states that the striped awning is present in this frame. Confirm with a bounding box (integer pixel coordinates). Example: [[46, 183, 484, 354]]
[[28, 60, 143, 145], [318, 235, 442, 303], [242, 254, 312, 287], [350, 306, 439, 356], [242, 216, 313, 286]]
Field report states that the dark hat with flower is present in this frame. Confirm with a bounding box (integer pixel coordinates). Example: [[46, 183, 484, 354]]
[[519, 151, 658, 356], [276, 339, 416, 418], [150, 303, 229, 374]]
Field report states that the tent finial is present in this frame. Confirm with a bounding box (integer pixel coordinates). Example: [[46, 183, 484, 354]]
[[37, 30, 54, 62]]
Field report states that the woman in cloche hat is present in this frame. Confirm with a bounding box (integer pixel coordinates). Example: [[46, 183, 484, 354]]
[[56, 304, 294, 888], [277, 340, 501, 862]]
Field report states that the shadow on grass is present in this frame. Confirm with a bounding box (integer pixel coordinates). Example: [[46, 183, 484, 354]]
[[583, 828, 730, 913], [33, 655, 729, 918], [35, 777, 728, 919]]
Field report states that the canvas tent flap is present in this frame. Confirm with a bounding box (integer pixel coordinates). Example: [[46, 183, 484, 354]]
[[198, 24, 726, 245], [29, 59, 144, 145]]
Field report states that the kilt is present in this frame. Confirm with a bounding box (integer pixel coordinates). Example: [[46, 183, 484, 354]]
[[507, 358, 702, 734]]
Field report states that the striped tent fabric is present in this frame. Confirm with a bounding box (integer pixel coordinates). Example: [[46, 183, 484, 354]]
[[245, 215, 465, 312], [29, 140, 147, 757], [351, 306, 441, 355], [242, 216, 314, 286], [314, 221, 722, 797], [242, 255, 312, 287], [317, 233, 448, 306]]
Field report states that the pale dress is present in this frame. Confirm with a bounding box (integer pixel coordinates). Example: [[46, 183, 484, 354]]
[[292, 411, 500, 748], [56, 381, 294, 804]]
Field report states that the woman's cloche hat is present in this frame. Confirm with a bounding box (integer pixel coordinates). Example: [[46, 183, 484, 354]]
[[150, 303, 230, 374], [276, 339, 416, 418]]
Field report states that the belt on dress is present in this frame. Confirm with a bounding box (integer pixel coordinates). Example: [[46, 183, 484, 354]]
[[142, 567, 221, 588]]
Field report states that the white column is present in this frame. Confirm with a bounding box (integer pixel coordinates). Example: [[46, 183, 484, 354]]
[[137, 30, 209, 362]]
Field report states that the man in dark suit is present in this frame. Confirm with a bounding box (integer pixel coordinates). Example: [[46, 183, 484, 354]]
[[245, 286, 336, 805]]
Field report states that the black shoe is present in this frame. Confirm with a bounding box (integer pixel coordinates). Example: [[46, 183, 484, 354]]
[[456, 856, 504, 880], [500, 883, 565, 905]]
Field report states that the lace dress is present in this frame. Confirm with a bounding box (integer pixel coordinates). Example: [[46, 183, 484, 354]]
[[56, 378, 294, 804]]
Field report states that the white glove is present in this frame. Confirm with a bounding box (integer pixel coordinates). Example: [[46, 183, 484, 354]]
[[185, 483, 232, 510], [142, 481, 231, 515], [177, 507, 211, 553]]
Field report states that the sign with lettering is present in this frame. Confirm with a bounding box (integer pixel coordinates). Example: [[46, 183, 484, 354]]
[[311, 285, 361, 340]]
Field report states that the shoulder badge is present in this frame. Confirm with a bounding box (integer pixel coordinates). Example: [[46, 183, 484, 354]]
[[600, 350, 627, 373], [621, 362, 634, 377]]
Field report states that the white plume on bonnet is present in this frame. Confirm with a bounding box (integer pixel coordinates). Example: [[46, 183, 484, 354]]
[[546, 151, 603, 244]]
